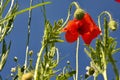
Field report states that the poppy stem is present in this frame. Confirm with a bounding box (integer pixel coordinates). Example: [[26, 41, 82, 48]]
[[72, 1, 80, 9], [76, 38, 80, 80], [98, 11, 112, 37], [62, 2, 73, 27], [62, 1, 81, 27], [24, 0, 33, 73], [34, 45, 46, 80]]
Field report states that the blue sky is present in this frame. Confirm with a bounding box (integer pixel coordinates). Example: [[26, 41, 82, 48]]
[[1, 0, 120, 80]]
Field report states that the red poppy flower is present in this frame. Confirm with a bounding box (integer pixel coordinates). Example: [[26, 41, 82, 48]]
[[62, 13, 101, 45], [115, 0, 120, 3]]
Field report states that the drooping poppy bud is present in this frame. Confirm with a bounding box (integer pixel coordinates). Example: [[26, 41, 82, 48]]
[[108, 19, 117, 31], [74, 8, 85, 20]]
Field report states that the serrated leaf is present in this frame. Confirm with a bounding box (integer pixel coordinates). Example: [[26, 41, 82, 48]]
[[84, 48, 91, 58], [56, 71, 76, 80], [49, 39, 64, 43], [112, 48, 120, 54]]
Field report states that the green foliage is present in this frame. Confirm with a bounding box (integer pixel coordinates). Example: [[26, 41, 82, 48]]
[[36, 19, 64, 80], [0, 39, 11, 71], [0, 0, 51, 75], [56, 71, 76, 80], [0, 0, 18, 42], [42, 19, 64, 46], [84, 17, 120, 80]]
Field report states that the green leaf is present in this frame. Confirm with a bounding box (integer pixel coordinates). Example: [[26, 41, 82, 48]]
[[0, 40, 11, 71], [0, 2, 51, 24], [0, 0, 10, 16], [112, 48, 120, 54], [56, 71, 76, 80], [84, 48, 91, 58]]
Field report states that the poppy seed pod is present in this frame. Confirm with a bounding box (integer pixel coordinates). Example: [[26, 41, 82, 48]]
[[74, 8, 85, 20], [108, 20, 117, 31]]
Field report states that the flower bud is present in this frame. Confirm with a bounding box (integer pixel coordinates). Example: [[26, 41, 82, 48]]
[[74, 8, 85, 20], [67, 60, 70, 64], [88, 67, 95, 75], [108, 19, 117, 31], [29, 50, 33, 57], [14, 56, 18, 62], [11, 67, 16, 72]]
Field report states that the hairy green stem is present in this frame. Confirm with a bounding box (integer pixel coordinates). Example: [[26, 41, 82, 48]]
[[98, 11, 112, 36], [102, 50, 107, 80], [34, 45, 46, 80], [62, 2, 72, 27], [102, 70, 108, 80], [72, 1, 80, 9], [62, 1, 80, 27], [76, 38, 79, 80], [102, 18, 108, 80], [108, 54, 119, 80], [94, 76, 97, 80]]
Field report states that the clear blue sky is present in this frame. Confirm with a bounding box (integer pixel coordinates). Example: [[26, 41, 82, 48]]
[[1, 0, 120, 80]]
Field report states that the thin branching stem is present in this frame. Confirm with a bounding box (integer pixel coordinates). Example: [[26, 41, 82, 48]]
[[24, 0, 33, 73], [56, 48, 59, 65], [0, 2, 51, 24], [5, 0, 14, 17]]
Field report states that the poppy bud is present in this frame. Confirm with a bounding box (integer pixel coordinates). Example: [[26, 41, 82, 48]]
[[74, 8, 85, 20], [88, 67, 95, 75], [29, 50, 33, 57], [14, 56, 18, 62], [11, 67, 16, 73], [108, 19, 117, 31]]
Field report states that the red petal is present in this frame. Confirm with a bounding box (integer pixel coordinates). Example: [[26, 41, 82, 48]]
[[115, 0, 120, 3], [77, 13, 96, 34], [63, 20, 79, 32], [65, 31, 79, 43], [81, 32, 92, 45], [81, 27, 101, 45]]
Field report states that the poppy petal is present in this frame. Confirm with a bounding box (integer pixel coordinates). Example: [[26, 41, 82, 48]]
[[81, 27, 101, 45], [65, 31, 79, 43], [81, 32, 92, 45], [115, 0, 120, 3]]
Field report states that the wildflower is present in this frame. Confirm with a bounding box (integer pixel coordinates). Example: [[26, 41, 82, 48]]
[[62, 13, 101, 45]]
